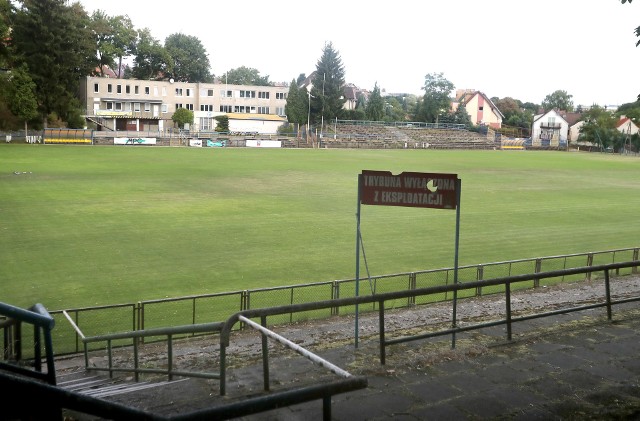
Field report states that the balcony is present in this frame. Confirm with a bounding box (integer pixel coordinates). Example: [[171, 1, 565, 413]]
[[540, 122, 561, 129]]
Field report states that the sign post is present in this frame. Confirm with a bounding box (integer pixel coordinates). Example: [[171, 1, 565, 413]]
[[355, 170, 461, 347]]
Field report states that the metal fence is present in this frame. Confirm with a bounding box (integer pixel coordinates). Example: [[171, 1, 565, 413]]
[[3, 247, 638, 359]]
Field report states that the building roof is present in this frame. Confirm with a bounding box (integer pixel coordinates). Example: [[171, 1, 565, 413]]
[[616, 116, 638, 129], [458, 90, 505, 119]]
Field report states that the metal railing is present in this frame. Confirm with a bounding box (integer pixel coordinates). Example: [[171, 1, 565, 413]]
[[0, 302, 57, 386], [218, 260, 640, 389], [3, 247, 639, 359]]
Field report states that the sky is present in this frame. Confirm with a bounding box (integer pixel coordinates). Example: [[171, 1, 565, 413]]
[[76, 0, 640, 107]]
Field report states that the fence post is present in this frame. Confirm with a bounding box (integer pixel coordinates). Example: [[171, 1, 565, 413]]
[[331, 281, 339, 316], [476, 265, 484, 296], [586, 253, 594, 281], [634, 249, 639, 274], [409, 273, 417, 306], [533, 259, 542, 288], [136, 303, 143, 345], [240, 291, 249, 330]]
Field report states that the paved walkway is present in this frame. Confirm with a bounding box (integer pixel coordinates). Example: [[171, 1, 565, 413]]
[[222, 305, 640, 420], [59, 283, 640, 420]]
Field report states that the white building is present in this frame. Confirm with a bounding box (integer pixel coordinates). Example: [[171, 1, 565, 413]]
[[78, 76, 289, 134]]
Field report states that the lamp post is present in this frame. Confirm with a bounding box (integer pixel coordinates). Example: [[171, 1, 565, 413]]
[[320, 73, 325, 142], [307, 90, 311, 144]]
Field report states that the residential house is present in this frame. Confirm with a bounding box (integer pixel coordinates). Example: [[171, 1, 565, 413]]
[[452, 90, 504, 129], [78, 76, 288, 134], [616, 116, 639, 136], [531, 109, 569, 147]]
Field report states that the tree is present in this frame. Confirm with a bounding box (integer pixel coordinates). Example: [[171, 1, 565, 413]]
[[164, 33, 211, 83], [494, 97, 521, 120], [224, 66, 270, 86], [365, 82, 384, 121], [214, 115, 229, 132], [172, 107, 193, 129], [0, 0, 12, 69], [384, 96, 408, 122], [110, 15, 137, 78], [7, 64, 39, 135], [284, 78, 308, 137], [417, 72, 454, 123], [452, 103, 472, 127], [91, 10, 116, 76], [541, 90, 574, 112], [131, 28, 171, 80], [11, 0, 96, 126], [309, 42, 346, 130], [577, 105, 617, 148]]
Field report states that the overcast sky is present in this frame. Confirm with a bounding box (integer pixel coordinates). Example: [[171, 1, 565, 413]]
[[77, 0, 640, 107]]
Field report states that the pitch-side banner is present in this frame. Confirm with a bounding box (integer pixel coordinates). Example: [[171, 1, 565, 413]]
[[360, 170, 458, 209]]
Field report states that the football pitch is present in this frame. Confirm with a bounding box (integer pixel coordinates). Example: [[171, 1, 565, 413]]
[[2, 145, 639, 310]]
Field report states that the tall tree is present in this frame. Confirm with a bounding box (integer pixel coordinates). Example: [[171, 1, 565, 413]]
[[0, 0, 12, 69], [164, 33, 212, 83], [284, 78, 307, 137], [11, 0, 95, 126], [365, 82, 384, 121], [131, 28, 170, 80], [309, 42, 346, 130], [7, 63, 39, 135], [541, 90, 574, 112], [577, 105, 617, 147], [91, 10, 115, 76], [224, 66, 270, 86], [417, 72, 454, 123]]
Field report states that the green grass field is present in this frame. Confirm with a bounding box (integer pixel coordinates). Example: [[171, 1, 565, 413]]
[[2, 145, 639, 310]]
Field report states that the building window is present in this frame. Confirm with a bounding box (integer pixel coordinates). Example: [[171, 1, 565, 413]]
[[125, 103, 132, 111], [257, 106, 269, 114], [107, 84, 113, 93], [134, 86, 139, 95], [220, 90, 233, 98], [162, 87, 167, 96], [220, 105, 232, 112], [144, 103, 150, 112], [240, 90, 255, 98], [185, 104, 194, 111], [276, 92, 286, 100], [153, 86, 158, 96], [93, 83, 99, 93], [176, 103, 183, 109], [126, 85, 131, 94], [175, 88, 183, 96], [258, 91, 269, 99], [105, 102, 113, 110], [144, 86, 150, 95], [186, 88, 192, 97], [162, 104, 168, 113], [134, 102, 141, 112], [115, 102, 122, 111], [200, 117, 213, 131], [117, 85, 122, 94], [200, 104, 214, 112], [207, 89, 214, 96], [276, 107, 285, 116]]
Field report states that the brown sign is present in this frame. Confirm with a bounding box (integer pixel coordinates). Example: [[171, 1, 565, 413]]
[[360, 170, 458, 209]]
